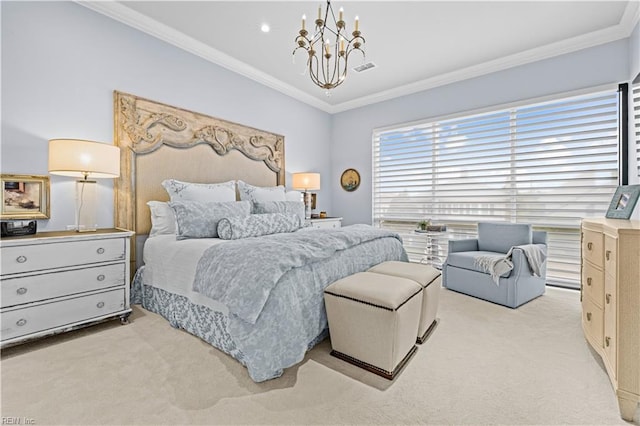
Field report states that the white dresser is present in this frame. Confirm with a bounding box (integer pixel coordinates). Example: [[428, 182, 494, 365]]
[[308, 217, 342, 229], [581, 218, 640, 421], [0, 228, 134, 348]]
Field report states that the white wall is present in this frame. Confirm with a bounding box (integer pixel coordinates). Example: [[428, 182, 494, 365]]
[[331, 39, 630, 225], [630, 21, 640, 83], [628, 21, 640, 220], [2, 2, 637, 229], [1, 2, 332, 231]]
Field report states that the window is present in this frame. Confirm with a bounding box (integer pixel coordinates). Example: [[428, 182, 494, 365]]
[[634, 81, 640, 177], [373, 89, 621, 288]]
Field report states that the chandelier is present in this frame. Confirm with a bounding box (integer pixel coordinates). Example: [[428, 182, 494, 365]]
[[293, 1, 365, 91]]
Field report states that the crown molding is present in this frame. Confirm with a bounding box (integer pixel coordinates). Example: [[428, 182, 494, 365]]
[[76, 1, 335, 113], [332, 1, 640, 114], [76, 1, 639, 116], [621, 0, 640, 35]]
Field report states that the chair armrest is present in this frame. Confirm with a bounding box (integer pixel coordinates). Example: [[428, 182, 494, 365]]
[[532, 231, 547, 245], [511, 244, 547, 277], [448, 239, 479, 253]]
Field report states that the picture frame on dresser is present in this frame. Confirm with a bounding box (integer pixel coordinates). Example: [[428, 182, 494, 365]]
[[605, 184, 640, 219], [1, 174, 50, 219]]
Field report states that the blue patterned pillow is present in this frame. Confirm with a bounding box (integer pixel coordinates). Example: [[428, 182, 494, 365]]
[[217, 213, 303, 240], [169, 200, 251, 240], [252, 201, 305, 222]]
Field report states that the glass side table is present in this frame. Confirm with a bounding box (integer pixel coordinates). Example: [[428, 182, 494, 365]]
[[414, 228, 449, 270]]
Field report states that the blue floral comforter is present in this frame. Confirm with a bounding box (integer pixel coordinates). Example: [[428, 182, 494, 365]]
[[192, 224, 407, 382]]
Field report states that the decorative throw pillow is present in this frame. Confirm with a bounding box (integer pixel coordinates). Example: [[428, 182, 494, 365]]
[[217, 213, 303, 240], [162, 179, 236, 202], [284, 190, 303, 202], [252, 201, 305, 222], [168, 200, 251, 240], [147, 201, 176, 237], [237, 180, 286, 202]]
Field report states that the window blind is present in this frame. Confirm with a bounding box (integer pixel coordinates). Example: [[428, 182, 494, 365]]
[[634, 83, 640, 176], [373, 89, 620, 288]]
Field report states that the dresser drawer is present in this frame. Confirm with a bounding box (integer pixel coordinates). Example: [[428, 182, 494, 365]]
[[312, 221, 340, 229], [582, 229, 603, 268], [1, 263, 125, 308], [1, 238, 125, 275], [604, 235, 617, 281], [582, 261, 604, 307], [1, 289, 126, 342], [603, 273, 617, 378], [582, 296, 603, 348]]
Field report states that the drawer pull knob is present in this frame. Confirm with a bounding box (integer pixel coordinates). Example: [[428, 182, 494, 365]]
[[605, 337, 611, 347], [96, 301, 105, 309], [587, 242, 593, 251], [96, 248, 105, 255], [586, 312, 592, 321], [16, 255, 27, 263], [97, 274, 105, 281], [16, 319, 27, 327], [16, 287, 27, 295], [606, 250, 611, 261], [606, 294, 611, 304], [587, 277, 592, 286]]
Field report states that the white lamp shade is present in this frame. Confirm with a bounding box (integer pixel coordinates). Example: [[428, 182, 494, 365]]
[[292, 172, 321, 191], [48, 139, 120, 179]]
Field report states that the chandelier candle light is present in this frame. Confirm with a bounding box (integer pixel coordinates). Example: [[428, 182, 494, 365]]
[[293, 1, 365, 90]]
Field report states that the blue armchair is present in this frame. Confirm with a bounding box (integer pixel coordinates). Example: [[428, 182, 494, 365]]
[[442, 222, 547, 308]]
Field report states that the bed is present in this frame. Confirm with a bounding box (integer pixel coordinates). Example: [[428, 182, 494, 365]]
[[114, 91, 408, 381]]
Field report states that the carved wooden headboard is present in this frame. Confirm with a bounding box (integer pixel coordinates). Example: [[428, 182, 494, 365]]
[[113, 91, 285, 271]]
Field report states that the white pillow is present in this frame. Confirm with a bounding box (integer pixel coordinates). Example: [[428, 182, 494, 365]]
[[162, 179, 236, 202], [285, 190, 303, 202], [237, 180, 286, 202], [147, 201, 176, 237]]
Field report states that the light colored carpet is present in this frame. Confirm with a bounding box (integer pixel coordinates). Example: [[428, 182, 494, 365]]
[[1, 286, 638, 425]]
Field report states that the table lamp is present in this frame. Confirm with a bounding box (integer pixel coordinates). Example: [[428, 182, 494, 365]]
[[48, 139, 120, 232], [292, 172, 320, 219]]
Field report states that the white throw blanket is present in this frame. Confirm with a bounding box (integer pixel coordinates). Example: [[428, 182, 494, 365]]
[[473, 244, 546, 285]]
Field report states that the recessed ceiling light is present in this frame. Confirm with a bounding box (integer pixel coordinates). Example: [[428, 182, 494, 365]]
[[261, 23, 270, 33]]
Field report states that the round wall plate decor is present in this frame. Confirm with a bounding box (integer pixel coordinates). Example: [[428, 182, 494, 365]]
[[340, 168, 360, 192]]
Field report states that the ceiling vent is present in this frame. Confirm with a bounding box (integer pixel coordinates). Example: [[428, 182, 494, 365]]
[[353, 62, 377, 73]]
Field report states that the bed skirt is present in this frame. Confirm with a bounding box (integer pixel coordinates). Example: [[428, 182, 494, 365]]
[[131, 267, 328, 371]]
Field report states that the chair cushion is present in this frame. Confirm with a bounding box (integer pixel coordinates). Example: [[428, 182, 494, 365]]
[[446, 251, 512, 278], [477, 223, 532, 254]]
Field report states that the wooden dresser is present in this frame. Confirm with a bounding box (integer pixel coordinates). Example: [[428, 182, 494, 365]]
[[0, 228, 134, 348], [581, 218, 640, 421]]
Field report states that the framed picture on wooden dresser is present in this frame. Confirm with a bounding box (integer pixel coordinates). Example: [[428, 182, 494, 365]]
[[581, 218, 640, 421]]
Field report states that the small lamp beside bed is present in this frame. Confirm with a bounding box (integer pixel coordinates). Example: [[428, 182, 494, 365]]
[[292, 172, 320, 220], [48, 139, 120, 232]]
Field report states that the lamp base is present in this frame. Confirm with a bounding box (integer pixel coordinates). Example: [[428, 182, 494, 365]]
[[303, 191, 312, 220], [76, 180, 98, 232]]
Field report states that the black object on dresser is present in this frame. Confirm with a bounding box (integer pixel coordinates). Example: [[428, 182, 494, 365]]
[[1, 220, 37, 237]]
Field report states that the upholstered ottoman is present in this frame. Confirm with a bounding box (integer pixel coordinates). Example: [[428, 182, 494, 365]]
[[324, 272, 422, 380], [368, 261, 442, 344]]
